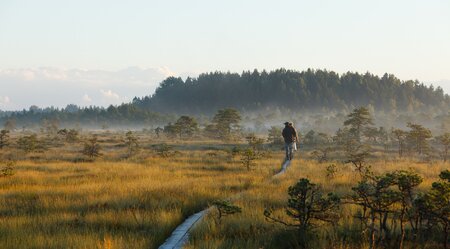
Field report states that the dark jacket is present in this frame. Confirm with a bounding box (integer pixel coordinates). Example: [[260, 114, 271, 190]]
[[282, 126, 298, 143]]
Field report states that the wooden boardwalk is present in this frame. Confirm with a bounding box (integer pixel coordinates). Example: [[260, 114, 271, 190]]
[[157, 159, 291, 249]]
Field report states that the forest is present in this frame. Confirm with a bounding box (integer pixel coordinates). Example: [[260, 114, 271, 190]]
[[0, 69, 449, 130], [134, 69, 449, 114]]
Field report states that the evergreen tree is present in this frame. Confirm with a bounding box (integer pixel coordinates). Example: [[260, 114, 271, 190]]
[[344, 107, 374, 142], [436, 133, 450, 162], [82, 135, 101, 158], [267, 126, 283, 145], [392, 129, 407, 157], [174, 116, 198, 138], [0, 129, 9, 149], [212, 108, 241, 140], [406, 122, 432, 155], [124, 131, 139, 157]]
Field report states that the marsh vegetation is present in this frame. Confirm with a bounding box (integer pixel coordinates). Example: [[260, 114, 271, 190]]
[[0, 107, 448, 249]]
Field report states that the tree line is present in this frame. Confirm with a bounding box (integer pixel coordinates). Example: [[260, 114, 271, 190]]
[[133, 68, 449, 114], [0, 104, 173, 129], [1, 69, 448, 128], [2, 106, 448, 161]]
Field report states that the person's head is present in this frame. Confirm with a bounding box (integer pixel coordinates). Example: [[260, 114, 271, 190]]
[[284, 122, 289, 126], [288, 122, 293, 127]]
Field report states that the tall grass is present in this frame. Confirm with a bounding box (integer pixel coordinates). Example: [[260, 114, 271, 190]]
[[0, 135, 284, 249], [0, 132, 447, 248], [186, 157, 449, 249]]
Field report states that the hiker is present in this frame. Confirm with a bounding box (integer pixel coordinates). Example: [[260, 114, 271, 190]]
[[282, 122, 298, 161]]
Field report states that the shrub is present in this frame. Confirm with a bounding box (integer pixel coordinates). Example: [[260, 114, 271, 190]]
[[265, 178, 341, 248], [211, 200, 242, 224], [153, 144, 176, 158], [124, 131, 139, 157], [325, 164, 338, 179], [17, 134, 39, 153], [0, 129, 10, 149], [0, 160, 16, 177], [82, 135, 102, 158], [421, 170, 450, 248], [240, 148, 258, 171]]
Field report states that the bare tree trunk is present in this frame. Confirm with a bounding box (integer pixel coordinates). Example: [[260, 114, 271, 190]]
[[382, 212, 390, 236], [370, 214, 376, 249], [444, 222, 448, 249], [444, 146, 448, 162], [399, 210, 405, 249]]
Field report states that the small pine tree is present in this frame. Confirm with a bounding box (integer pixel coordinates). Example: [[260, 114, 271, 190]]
[[124, 131, 139, 157], [154, 143, 175, 158], [267, 126, 283, 145], [265, 178, 340, 247], [245, 133, 265, 151], [406, 122, 432, 155], [174, 115, 198, 138], [212, 200, 242, 224], [82, 135, 101, 158], [343, 107, 374, 143], [389, 170, 423, 249], [212, 108, 241, 140], [17, 134, 39, 153], [154, 127, 163, 138], [0, 160, 16, 177], [240, 148, 258, 171], [0, 129, 10, 149], [392, 128, 407, 157], [422, 170, 450, 249], [436, 133, 450, 162]]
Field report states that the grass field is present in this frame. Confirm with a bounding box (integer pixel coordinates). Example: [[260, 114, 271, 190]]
[[186, 158, 448, 249], [0, 132, 284, 249], [0, 131, 448, 249]]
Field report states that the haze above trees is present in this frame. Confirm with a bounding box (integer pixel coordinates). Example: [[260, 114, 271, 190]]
[[134, 68, 449, 114], [0, 68, 448, 129]]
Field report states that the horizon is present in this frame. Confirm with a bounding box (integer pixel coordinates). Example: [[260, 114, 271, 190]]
[[0, 66, 450, 111], [1, 0, 450, 110]]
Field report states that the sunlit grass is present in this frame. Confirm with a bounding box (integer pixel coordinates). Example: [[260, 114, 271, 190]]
[[0, 133, 448, 249], [186, 156, 449, 249], [0, 138, 284, 249]]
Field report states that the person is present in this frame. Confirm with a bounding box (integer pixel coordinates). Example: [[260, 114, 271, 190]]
[[282, 121, 298, 160]]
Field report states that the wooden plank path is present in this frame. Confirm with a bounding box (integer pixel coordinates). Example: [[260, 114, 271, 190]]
[[158, 209, 208, 249], [157, 159, 291, 249]]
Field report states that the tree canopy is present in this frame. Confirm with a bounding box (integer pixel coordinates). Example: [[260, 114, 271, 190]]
[[133, 69, 449, 114], [1, 69, 449, 128]]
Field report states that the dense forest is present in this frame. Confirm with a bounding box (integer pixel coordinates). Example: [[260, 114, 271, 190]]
[[0, 69, 449, 129], [0, 104, 173, 129], [133, 69, 449, 114]]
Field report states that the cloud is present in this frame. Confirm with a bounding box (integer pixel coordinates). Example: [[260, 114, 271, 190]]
[[0, 66, 171, 86], [82, 94, 92, 104], [157, 66, 176, 77], [0, 96, 11, 104], [0, 66, 179, 110], [100, 89, 120, 100], [0, 96, 11, 108]]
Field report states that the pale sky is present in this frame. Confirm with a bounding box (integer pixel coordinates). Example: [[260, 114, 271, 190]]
[[1, 0, 449, 110]]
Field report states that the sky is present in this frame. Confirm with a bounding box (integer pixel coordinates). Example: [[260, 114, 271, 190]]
[[1, 0, 449, 110]]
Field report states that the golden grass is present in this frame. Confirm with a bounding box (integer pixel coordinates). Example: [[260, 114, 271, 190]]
[[0, 133, 448, 249], [0, 138, 285, 249], [186, 155, 449, 249]]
